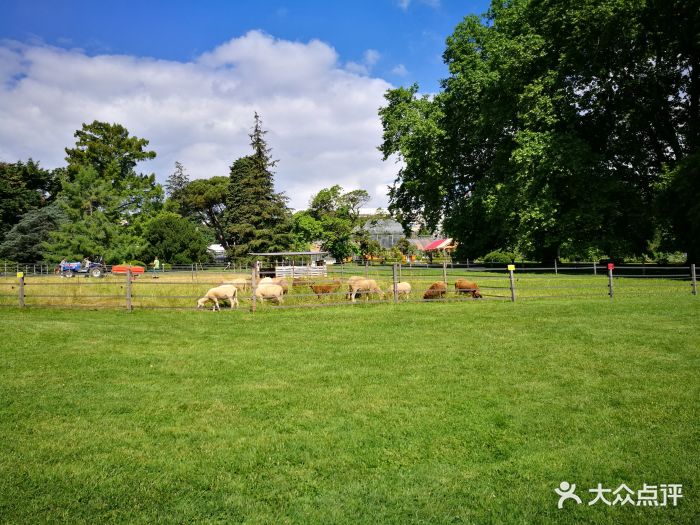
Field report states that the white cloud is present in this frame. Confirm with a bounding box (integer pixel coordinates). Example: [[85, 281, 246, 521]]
[[391, 64, 408, 76], [396, 0, 441, 10], [0, 32, 398, 210], [344, 48, 381, 76]]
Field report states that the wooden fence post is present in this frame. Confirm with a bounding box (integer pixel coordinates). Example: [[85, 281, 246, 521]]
[[442, 261, 447, 285], [608, 267, 614, 299], [691, 264, 697, 296], [392, 263, 398, 303], [508, 264, 516, 302], [125, 269, 132, 311], [593, 262, 597, 276], [251, 261, 258, 312], [18, 274, 25, 308], [365, 260, 369, 278], [554, 259, 558, 275]]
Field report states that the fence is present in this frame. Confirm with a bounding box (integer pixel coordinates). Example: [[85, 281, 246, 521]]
[[0, 262, 696, 311]]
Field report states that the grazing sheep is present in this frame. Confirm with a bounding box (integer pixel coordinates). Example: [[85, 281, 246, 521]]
[[270, 277, 289, 294], [395, 281, 412, 299], [258, 276, 289, 294], [346, 275, 366, 299], [221, 277, 250, 291], [255, 283, 284, 305], [348, 278, 384, 302], [423, 281, 447, 300], [454, 279, 483, 298], [309, 280, 341, 299], [197, 284, 239, 311]]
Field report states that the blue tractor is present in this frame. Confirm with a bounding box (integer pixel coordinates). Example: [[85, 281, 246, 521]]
[[59, 256, 107, 278]]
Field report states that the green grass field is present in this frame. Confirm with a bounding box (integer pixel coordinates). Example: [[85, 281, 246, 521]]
[[1, 297, 698, 523]]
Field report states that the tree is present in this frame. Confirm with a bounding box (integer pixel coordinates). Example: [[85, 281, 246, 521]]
[[179, 176, 229, 248], [165, 161, 190, 201], [0, 159, 58, 242], [45, 122, 163, 262], [65, 120, 156, 182], [291, 185, 371, 261], [141, 211, 212, 264], [224, 114, 293, 259], [0, 203, 66, 261], [379, 0, 699, 262], [656, 152, 700, 263]]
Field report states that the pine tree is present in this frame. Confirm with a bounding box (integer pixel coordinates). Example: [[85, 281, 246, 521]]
[[225, 113, 293, 260], [165, 161, 189, 200]]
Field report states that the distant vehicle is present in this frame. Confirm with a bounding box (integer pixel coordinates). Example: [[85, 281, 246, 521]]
[[60, 256, 107, 278]]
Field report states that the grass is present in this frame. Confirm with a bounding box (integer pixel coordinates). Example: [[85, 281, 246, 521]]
[[1, 297, 698, 524]]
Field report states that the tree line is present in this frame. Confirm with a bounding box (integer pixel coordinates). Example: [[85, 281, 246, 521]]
[[379, 0, 699, 263], [0, 114, 394, 265]]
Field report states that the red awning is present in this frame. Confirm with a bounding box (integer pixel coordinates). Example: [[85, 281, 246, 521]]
[[424, 238, 453, 250]]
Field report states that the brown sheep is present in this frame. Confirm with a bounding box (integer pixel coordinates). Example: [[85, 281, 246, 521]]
[[454, 279, 483, 298], [348, 278, 384, 302], [423, 281, 447, 300], [309, 280, 342, 299]]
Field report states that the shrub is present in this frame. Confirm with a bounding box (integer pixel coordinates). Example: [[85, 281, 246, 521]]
[[481, 250, 517, 263]]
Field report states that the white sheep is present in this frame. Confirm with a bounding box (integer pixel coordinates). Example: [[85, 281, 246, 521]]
[[196, 284, 239, 311], [221, 277, 250, 291], [255, 283, 284, 305], [395, 281, 412, 299], [348, 278, 384, 302], [257, 276, 289, 294]]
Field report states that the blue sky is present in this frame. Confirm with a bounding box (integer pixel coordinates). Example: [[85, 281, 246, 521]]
[[1, 0, 489, 92], [0, 0, 490, 209]]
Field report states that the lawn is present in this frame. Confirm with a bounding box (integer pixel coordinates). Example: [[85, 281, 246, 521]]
[[0, 297, 698, 523]]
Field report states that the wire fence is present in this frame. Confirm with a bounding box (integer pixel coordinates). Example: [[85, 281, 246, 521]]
[[1, 262, 696, 311]]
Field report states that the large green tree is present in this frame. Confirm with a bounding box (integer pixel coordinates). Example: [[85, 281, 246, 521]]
[[0, 159, 58, 243], [45, 122, 163, 262], [292, 185, 370, 261], [0, 203, 66, 262], [141, 211, 212, 264], [178, 176, 229, 248], [380, 0, 699, 262], [224, 113, 293, 260]]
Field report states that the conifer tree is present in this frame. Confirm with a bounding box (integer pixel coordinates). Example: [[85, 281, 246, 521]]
[[165, 161, 190, 200], [225, 113, 293, 260]]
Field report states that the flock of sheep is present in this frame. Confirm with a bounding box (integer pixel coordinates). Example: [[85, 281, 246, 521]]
[[196, 275, 482, 311]]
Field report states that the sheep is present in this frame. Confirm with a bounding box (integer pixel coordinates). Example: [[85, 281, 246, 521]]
[[197, 284, 239, 311], [221, 277, 250, 291], [255, 283, 284, 305], [346, 275, 366, 299], [348, 278, 384, 302], [258, 276, 289, 294], [454, 279, 483, 298], [423, 281, 447, 300], [309, 280, 341, 299], [270, 277, 289, 294], [395, 281, 412, 299]]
